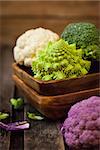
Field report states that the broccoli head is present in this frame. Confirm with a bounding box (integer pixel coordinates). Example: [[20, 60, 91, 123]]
[[61, 22, 99, 48], [61, 96, 100, 150]]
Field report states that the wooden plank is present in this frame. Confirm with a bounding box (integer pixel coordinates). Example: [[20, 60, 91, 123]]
[[9, 86, 24, 150], [9, 79, 65, 150], [1, 17, 99, 46], [0, 1, 99, 46], [0, 133, 10, 150], [24, 103, 65, 150], [13, 75, 100, 120], [0, 46, 14, 150], [0, 46, 14, 110], [0, 1, 99, 17]]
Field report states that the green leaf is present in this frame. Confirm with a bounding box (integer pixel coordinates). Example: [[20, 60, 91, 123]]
[[0, 112, 9, 120], [10, 98, 24, 109], [27, 112, 44, 120]]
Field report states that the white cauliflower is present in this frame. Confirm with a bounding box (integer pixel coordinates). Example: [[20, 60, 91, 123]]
[[14, 27, 59, 66]]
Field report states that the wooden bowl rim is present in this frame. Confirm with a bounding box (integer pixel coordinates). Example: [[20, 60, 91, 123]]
[[12, 74, 100, 99], [12, 63, 100, 85]]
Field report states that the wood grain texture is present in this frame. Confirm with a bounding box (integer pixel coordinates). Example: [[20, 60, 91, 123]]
[[0, 134, 10, 150], [0, 46, 14, 111], [2, 17, 99, 46], [9, 87, 24, 150], [0, 46, 65, 150], [0, 1, 100, 46], [0, 46, 14, 150], [0, 1, 99, 17], [24, 103, 65, 150], [12, 63, 100, 96], [12, 75, 100, 119]]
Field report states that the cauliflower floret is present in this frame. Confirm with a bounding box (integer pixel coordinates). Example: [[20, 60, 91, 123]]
[[61, 96, 100, 149], [14, 28, 59, 66]]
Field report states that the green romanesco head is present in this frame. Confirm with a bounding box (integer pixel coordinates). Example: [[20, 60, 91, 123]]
[[32, 39, 91, 81]]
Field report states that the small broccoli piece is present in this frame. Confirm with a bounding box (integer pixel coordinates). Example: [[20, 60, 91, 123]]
[[0, 112, 9, 120], [61, 22, 99, 48], [32, 39, 91, 81], [27, 112, 44, 120], [10, 98, 24, 109], [83, 44, 100, 60]]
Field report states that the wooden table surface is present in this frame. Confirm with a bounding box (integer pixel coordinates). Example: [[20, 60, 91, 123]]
[[0, 44, 100, 150], [0, 2, 99, 149], [0, 46, 66, 150]]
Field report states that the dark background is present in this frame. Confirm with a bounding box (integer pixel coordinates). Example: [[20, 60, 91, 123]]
[[0, 1, 100, 150], [0, 1, 100, 47]]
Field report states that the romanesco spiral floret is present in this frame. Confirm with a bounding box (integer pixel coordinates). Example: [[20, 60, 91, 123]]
[[32, 39, 91, 81]]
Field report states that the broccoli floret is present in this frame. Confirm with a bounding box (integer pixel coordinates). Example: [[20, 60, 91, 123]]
[[83, 44, 100, 60], [61, 22, 99, 48]]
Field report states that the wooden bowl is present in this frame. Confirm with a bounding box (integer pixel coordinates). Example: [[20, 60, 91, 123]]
[[12, 75, 100, 120], [12, 63, 100, 96]]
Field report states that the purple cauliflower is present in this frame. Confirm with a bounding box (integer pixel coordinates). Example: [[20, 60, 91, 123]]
[[61, 96, 100, 150]]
